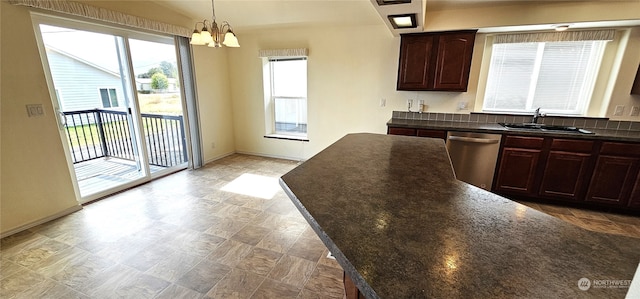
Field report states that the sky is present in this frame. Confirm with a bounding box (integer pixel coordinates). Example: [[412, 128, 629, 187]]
[[40, 24, 178, 77]]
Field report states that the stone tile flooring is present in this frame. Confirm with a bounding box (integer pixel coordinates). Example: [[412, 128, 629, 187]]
[[2, 154, 639, 298], [517, 201, 640, 239], [1, 154, 342, 298]]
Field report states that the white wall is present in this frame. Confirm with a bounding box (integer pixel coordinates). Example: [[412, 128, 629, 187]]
[[192, 46, 236, 162], [1, 2, 81, 235]]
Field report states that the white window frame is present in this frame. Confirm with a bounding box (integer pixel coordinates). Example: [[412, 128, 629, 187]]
[[262, 56, 308, 141]]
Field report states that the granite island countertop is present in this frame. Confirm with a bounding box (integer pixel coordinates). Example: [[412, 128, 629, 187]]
[[280, 133, 640, 298]]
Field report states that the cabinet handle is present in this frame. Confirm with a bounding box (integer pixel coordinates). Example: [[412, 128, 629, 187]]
[[447, 136, 500, 144]]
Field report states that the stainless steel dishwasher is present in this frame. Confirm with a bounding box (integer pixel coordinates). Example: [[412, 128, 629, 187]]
[[445, 132, 502, 190]]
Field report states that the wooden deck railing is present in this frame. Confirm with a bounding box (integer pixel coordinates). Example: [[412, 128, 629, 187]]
[[62, 109, 187, 167]]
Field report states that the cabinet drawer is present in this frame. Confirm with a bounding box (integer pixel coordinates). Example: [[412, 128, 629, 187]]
[[417, 129, 446, 139], [600, 142, 640, 157], [503, 136, 544, 149], [388, 127, 416, 136], [550, 139, 594, 153]]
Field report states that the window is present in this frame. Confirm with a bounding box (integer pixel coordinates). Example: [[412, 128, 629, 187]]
[[483, 40, 606, 115], [99, 88, 119, 108], [265, 57, 308, 138]]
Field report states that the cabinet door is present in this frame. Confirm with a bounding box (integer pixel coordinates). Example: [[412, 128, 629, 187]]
[[397, 35, 435, 90], [388, 127, 416, 136], [539, 151, 592, 201], [629, 175, 640, 209], [585, 155, 640, 206], [433, 32, 476, 91], [494, 148, 541, 196]]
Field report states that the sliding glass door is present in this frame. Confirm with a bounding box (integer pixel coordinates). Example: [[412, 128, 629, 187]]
[[34, 16, 189, 203]]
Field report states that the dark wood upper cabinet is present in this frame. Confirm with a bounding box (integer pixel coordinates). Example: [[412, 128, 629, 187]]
[[433, 33, 476, 91], [397, 30, 476, 91], [397, 34, 435, 90], [631, 64, 640, 95]]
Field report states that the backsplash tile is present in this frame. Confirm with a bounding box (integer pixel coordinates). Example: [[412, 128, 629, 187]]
[[392, 111, 640, 132]]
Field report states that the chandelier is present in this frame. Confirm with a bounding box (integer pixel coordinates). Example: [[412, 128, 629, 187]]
[[190, 0, 240, 48]]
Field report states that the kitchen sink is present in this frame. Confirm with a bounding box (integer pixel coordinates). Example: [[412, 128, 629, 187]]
[[499, 123, 594, 134]]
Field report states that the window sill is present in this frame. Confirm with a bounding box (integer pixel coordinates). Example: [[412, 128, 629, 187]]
[[264, 134, 309, 142]]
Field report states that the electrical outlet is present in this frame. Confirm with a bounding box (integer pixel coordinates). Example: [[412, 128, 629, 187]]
[[630, 106, 640, 117], [26, 104, 44, 117], [380, 98, 386, 107], [457, 101, 468, 110], [614, 105, 625, 116]]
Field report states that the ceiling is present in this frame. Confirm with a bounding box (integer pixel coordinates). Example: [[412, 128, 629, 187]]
[[151, 0, 640, 35], [153, 0, 383, 32]]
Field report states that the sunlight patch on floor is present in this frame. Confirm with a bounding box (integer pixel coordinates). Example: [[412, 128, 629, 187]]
[[221, 173, 280, 199]]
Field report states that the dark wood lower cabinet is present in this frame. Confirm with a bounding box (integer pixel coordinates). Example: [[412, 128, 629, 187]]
[[586, 155, 640, 206], [388, 127, 447, 140], [494, 148, 541, 196], [344, 272, 366, 299], [417, 128, 447, 139], [539, 151, 592, 201], [389, 125, 640, 212], [629, 175, 640, 208], [387, 127, 416, 136]]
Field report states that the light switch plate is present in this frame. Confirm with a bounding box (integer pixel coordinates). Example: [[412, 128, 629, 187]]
[[614, 105, 625, 116], [26, 104, 44, 117], [631, 106, 640, 117]]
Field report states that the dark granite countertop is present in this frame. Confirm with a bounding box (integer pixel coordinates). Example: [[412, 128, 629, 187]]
[[387, 118, 640, 142], [280, 133, 640, 298]]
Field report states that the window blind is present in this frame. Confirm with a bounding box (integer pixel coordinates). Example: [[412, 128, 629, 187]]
[[258, 48, 309, 59], [10, 0, 191, 37], [484, 40, 606, 115], [494, 29, 615, 44]]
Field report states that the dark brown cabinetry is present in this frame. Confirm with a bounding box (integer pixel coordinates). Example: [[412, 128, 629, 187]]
[[387, 127, 447, 140], [629, 176, 640, 208], [538, 139, 595, 202], [387, 127, 416, 136], [494, 136, 544, 196], [397, 30, 476, 91], [631, 64, 640, 95], [585, 142, 640, 206], [495, 136, 598, 203]]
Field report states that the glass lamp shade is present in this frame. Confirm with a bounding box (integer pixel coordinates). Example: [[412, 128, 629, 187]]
[[190, 30, 206, 45], [200, 30, 213, 45], [222, 32, 240, 47]]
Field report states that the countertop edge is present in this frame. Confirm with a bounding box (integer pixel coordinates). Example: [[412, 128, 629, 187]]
[[278, 178, 380, 299]]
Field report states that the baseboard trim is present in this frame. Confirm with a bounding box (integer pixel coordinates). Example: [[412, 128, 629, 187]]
[[234, 150, 306, 162], [203, 151, 237, 165], [0, 205, 83, 238]]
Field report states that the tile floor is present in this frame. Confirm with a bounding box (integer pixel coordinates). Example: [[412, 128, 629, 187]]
[[2, 154, 639, 298], [1, 154, 343, 298]]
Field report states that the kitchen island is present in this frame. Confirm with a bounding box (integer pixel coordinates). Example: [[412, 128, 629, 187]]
[[279, 133, 640, 298]]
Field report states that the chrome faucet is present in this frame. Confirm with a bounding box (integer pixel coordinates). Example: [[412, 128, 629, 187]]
[[532, 107, 545, 124]]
